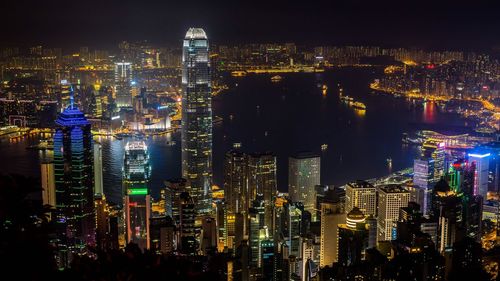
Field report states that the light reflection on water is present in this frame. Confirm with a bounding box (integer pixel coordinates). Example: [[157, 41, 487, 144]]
[[0, 67, 466, 204]]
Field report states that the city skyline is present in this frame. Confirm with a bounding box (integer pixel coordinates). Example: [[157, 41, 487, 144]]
[[0, 10, 499, 279]]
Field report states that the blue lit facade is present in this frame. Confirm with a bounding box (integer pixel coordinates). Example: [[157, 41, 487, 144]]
[[181, 28, 212, 215], [54, 105, 95, 254]]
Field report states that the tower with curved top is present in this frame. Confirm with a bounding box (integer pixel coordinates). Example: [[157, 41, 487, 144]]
[[53, 99, 95, 255], [181, 28, 212, 215]]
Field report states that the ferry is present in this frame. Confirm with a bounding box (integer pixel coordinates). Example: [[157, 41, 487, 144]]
[[0, 126, 19, 136], [322, 84, 328, 96], [352, 101, 366, 110], [231, 71, 247, 77], [115, 132, 133, 138], [27, 139, 54, 151], [340, 95, 354, 102], [321, 144, 328, 151], [271, 75, 283, 82]]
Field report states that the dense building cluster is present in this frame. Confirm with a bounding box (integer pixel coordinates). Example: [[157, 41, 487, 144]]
[[0, 28, 500, 281]]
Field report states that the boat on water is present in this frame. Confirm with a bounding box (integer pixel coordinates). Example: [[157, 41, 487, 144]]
[[386, 158, 392, 166], [27, 139, 54, 150], [231, 71, 247, 77], [340, 95, 354, 102], [271, 75, 283, 82], [352, 101, 366, 110], [321, 144, 328, 151], [0, 125, 19, 136], [115, 132, 133, 138], [166, 140, 176, 146], [322, 84, 328, 96]]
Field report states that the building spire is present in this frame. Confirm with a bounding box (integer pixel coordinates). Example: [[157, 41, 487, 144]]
[[70, 85, 75, 109]]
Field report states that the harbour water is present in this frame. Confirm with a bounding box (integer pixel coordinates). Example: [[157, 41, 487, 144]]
[[0, 67, 467, 204]]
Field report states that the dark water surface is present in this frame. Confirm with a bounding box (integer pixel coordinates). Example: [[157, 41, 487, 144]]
[[0, 67, 466, 204]]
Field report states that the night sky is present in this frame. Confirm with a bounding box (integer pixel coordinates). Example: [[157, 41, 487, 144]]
[[3, 0, 500, 50]]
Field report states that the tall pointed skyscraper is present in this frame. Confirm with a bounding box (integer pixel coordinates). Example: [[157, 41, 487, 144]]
[[53, 91, 95, 255], [181, 28, 212, 215]]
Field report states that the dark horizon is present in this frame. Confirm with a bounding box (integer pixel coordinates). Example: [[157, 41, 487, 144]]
[[3, 0, 500, 51]]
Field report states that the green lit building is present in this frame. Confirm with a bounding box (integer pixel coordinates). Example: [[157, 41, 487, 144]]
[[123, 141, 151, 250]]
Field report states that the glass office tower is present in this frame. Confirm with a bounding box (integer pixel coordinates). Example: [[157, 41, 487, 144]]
[[114, 61, 133, 108], [181, 28, 212, 215], [123, 141, 151, 250], [53, 101, 95, 254]]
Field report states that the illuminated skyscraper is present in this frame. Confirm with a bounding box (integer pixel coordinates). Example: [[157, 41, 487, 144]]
[[377, 185, 410, 241], [114, 61, 132, 108], [179, 192, 197, 254], [345, 180, 377, 217], [288, 153, 321, 221], [413, 157, 435, 216], [181, 28, 212, 215], [338, 207, 369, 266], [468, 152, 490, 198], [431, 179, 463, 253], [53, 99, 95, 253], [422, 139, 445, 181], [224, 151, 277, 240], [59, 80, 71, 112], [93, 143, 104, 196], [448, 159, 483, 242], [41, 161, 56, 208], [248, 153, 277, 235], [287, 202, 303, 258], [123, 141, 151, 250], [150, 216, 175, 255], [248, 200, 266, 268], [224, 150, 248, 215], [164, 178, 189, 223], [261, 239, 275, 281], [320, 200, 345, 267]]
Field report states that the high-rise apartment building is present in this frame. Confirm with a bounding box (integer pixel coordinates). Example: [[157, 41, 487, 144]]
[[377, 185, 410, 241], [345, 180, 377, 217]]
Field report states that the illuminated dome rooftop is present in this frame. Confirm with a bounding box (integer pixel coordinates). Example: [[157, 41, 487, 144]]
[[347, 207, 365, 221], [346, 207, 366, 229], [185, 28, 207, 40]]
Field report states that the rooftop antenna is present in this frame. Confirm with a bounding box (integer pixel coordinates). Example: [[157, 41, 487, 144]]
[[69, 85, 75, 109]]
